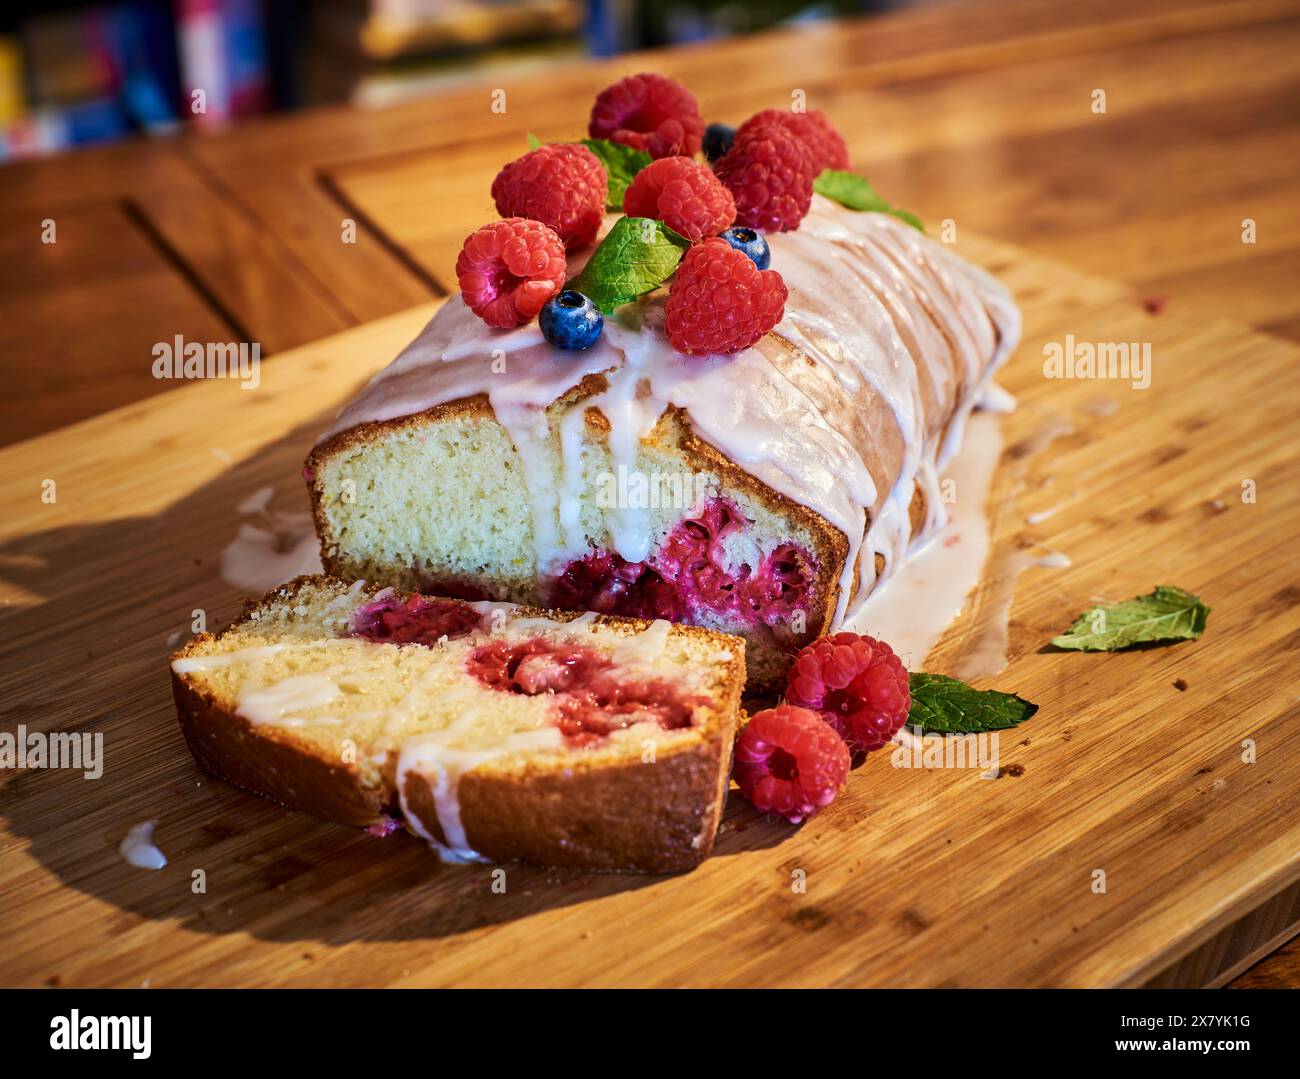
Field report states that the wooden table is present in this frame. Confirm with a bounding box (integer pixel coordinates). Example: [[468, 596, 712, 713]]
[[1, 0, 1296, 986]]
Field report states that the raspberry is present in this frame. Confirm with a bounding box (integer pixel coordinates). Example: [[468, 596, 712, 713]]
[[349, 594, 482, 646], [737, 108, 850, 172], [549, 550, 685, 621], [549, 497, 816, 629], [713, 122, 815, 233], [455, 218, 567, 328], [785, 632, 911, 753], [491, 143, 606, 251], [589, 73, 704, 159], [664, 237, 787, 355], [622, 156, 735, 242], [732, 705, 850, 823]]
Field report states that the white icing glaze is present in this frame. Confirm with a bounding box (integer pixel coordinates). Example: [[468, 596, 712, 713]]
[[317, 197, 1020, 626], [120, 820, 167, 870], [237, 673, 343, 728], [844, 410, 1002, 669], [220, 489, 323, 594], [949, 548, 1071, 681], [173, 595, 689, 865], [975, 382, 1017, 414], [392, 691, 561, 868], [612, 617, 673, 667]]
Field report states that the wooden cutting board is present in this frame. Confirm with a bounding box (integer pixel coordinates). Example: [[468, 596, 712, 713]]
[[1, 234, 1296, 988]]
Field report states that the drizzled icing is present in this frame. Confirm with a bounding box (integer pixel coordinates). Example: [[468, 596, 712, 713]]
[[319, 196, 1020, 623], [171, 596, 699, 865]]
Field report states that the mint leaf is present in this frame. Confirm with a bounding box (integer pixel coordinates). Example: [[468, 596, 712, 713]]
[[567, 217, 689, 313], [814, 169, 923, 231], [526, 131, 542, 150], [907, 673, 1039, 735], [581, 138, 652, 210], [1050, 586, 1210, 651]]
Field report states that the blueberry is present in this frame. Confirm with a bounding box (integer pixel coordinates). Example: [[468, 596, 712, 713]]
[[540, 290, 603, 350], [719, 226, 770, 270], [703, 122, 736, 163]]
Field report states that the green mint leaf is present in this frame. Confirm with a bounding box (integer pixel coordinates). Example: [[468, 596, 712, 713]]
[[814, 169, 923, 231], [526, 131, 542, 150], [581, 138, 652, 210], [907, 673, 1039, 735], [567, 217, 689, 313], [1050, 586, 1211, 652]]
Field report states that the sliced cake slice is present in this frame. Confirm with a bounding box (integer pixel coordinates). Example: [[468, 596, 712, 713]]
[[171, 575, 745, 872]]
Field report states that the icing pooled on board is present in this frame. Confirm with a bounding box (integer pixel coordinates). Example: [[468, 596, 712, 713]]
[[120, 820, 167, 870], [318, 197, 1021, 624]]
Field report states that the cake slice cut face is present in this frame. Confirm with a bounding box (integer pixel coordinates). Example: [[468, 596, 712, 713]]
[[307, 197, 1021, 690], [171, 576, 744, 872]]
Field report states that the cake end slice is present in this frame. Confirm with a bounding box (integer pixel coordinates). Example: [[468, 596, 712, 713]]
[[171, 575, 745, 872]]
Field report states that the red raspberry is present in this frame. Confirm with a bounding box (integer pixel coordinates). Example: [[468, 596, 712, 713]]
[[785, 632, 911, 753], [491, 143, 607, 251], [455, 218, 567, 328], [737, 108, 850, 172], [589, 73, 704, 159], [622, 156, 735, 241], [664, 237, 787, 356], [733, 705, 850, 823], [713, 122, 815, 233]]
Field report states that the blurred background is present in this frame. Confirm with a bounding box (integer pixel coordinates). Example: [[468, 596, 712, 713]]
[[0, 0, 908, 159]]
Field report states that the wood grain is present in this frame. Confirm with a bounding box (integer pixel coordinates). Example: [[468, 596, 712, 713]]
[[4, 0, 1300, 448], [0, 233, 1295, 987], [0, 143, 353, 443]]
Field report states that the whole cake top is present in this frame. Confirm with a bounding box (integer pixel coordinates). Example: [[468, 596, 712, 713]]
[[321, 74, 1021, 624]]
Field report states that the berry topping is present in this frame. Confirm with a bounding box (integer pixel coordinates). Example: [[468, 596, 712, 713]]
[[785, 632, 911, 753], [589, 73, 704, 159], [549, 497, 815, 632], [622, 156, 736, 241], [491, 143, 607, 251], [557, 677, 703, 746], [455, 218, 567, 328], [737, 108, 850, 172], [702, 122, 736, 163], [466, 635, 704, 747], [713, 122, 815, 233], [467, 636, 609, 695], [719, 225, 770, 270], [664, 237, 788, 355], [732, 705, 850, 823], [540, 289, 604, 350], [349, 593, 482, 647], [549, 550, 685, 622]]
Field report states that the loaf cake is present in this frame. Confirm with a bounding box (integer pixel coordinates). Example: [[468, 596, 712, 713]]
[[171, 575, 744, 871], [307, 197, 1019, 690], [304, 76, 1020, 693]]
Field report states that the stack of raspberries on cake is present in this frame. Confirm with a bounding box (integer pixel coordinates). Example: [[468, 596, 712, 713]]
[[174, 73, 1020, 872]]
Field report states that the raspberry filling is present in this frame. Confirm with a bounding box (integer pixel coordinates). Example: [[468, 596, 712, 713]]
[[549, 496, 814, 636], [467, 636, 705, 747], [349, 593, 483, 646]]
